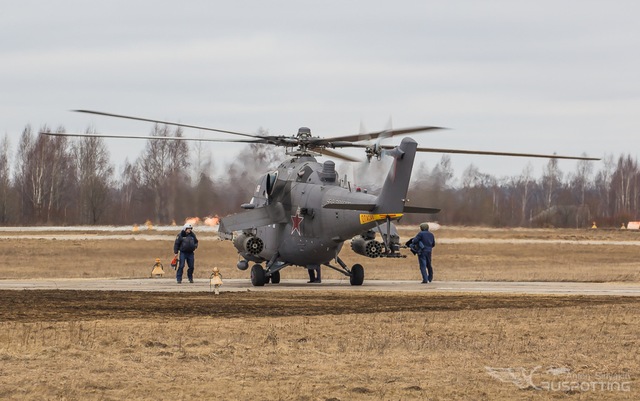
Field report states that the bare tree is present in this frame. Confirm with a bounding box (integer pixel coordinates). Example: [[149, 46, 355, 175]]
[[594, 154, 614, 222], [45, 128, 72, 222], [0, 135, 10, 224], [116, 159, 141, 224], [73, 132, 114, 223], [611, 154, 639, 220], [138, 124, 189, 223], [194, 171, 217, 217], [430, 155, 455, 189], [14, 126, 37, 222], [13, 126, 73, 224], [541, 158, 563, 210], [570, 155, 594, 206], [191, 140, 214, 183], [14, 126, 48, 223], [513, 163, 534, 226], [458, 164, 494, 224]]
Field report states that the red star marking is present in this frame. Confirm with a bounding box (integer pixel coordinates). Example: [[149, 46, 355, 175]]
[[291, 212, 304, 235]]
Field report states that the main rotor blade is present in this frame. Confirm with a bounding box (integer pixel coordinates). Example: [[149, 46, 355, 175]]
[[407, 146, 600, 161], [40, 131, 266, 144], [317, 148, 361, 162], [73, 109, 265, 140], [320, 126, 445, 143]]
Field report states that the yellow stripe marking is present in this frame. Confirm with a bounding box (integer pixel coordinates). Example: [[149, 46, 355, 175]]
[[359, 213, 403, 224]]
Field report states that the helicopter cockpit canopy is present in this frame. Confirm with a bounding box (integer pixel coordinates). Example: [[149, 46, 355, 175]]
[[248, 171, 278, 208], [266, 171, 278, 196]]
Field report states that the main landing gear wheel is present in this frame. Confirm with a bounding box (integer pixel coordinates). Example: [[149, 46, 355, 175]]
[[270, 271, 281, 284], [251, 264, 266, 286], [350, 264, 364, 286]]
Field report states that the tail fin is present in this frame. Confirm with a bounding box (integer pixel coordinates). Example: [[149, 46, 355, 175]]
[[375, 137, 418, 213]]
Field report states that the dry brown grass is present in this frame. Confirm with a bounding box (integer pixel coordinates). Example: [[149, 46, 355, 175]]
[[1, 226, 639, 282], [0, 291, 638, 400]]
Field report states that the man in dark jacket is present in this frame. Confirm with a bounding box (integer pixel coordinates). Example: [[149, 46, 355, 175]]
[[174, 223, 199, 283], [411, 222, 436, 283], [307, 264, 321, 283]]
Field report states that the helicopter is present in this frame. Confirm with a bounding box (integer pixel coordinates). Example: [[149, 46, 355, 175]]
[[42, 110, 599, 286]]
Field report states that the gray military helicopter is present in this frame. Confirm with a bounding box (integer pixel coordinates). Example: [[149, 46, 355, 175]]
[[43, 110, 599, 286]]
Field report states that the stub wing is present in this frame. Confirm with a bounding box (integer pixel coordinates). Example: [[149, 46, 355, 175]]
[[219, 203, 288, 233]]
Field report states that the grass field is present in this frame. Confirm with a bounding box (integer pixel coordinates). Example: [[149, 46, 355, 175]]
[[0, 226, 639, 400], [1, 226, 639, 282]]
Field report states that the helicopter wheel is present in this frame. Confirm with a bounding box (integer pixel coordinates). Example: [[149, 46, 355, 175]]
[[350, 264, 364, 286], [250, 264, 266, 286], [270, 271, 281, 284]]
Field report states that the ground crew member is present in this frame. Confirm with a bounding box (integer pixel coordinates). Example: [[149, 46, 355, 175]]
[[411, 223, 436, 283], [307, 264, 321, 283], [174, 223, 198, 283]]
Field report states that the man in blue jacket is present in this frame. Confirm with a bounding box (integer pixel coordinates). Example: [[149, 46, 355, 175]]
[[174, 223, 199, 283], [411, 223, 436, 283]]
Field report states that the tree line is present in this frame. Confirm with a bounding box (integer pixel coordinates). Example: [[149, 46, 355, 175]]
[[407, 153, 639, 227], [0, 124, 637, 228]]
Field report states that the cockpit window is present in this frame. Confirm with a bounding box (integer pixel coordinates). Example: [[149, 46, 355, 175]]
[[266, 171, 278, 195], [296, 165, 313, 182]]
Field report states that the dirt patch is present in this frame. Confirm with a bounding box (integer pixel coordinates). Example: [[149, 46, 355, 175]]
[[2, 290, 637, 323]]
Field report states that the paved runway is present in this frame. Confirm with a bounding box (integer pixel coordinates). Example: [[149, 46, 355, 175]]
[[1, 278, 639, 296]]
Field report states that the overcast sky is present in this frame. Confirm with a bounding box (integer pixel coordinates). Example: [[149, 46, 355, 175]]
[[2, 0, 639, 181]]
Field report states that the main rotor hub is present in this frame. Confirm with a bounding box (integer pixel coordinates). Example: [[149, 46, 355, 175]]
[[297, 127, 312, 140]]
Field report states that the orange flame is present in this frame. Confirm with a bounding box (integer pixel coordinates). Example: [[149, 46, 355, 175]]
[[204, 215, 220, 226], [184, 217, 201, 226]]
